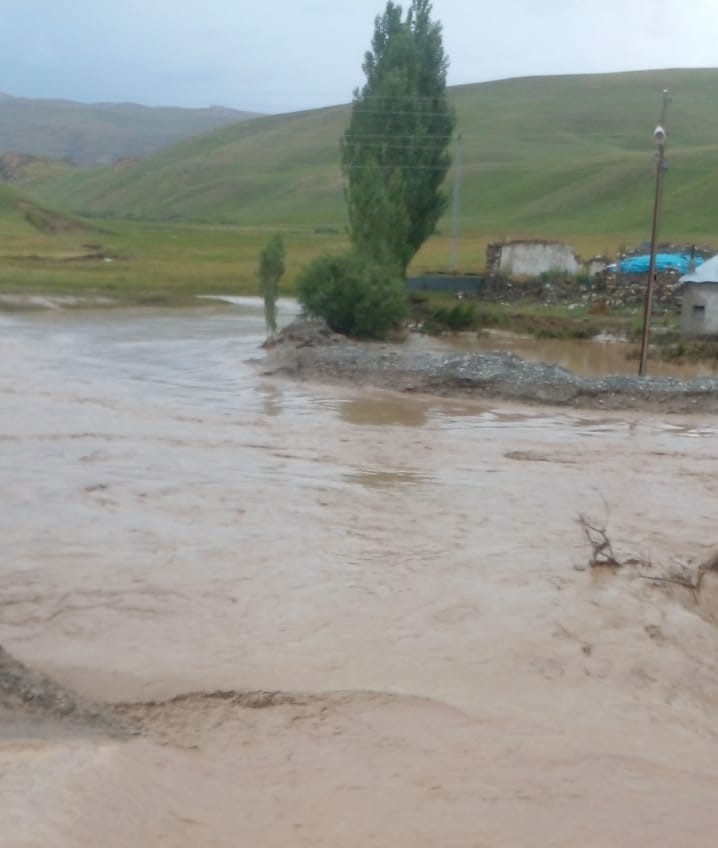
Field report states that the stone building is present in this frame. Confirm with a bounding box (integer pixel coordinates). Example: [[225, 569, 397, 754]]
[[486, 239, 606, 278]]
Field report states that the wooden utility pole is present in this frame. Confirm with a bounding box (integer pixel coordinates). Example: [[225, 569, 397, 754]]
[[638, 90, 670, 377]]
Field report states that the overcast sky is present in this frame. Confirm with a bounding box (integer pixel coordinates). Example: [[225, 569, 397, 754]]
[[2, 0, 717, 113]]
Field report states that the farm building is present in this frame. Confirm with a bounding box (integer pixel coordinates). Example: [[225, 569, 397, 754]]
[[679, 255, 718, 339], [485, 240, 606, 279]]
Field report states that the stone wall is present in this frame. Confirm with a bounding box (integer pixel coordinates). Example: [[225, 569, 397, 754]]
[[479, 240, 713, 312], [473, 269, 683, 311], [592, 270, 682, 311]]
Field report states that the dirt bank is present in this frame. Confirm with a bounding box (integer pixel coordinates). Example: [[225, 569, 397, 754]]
[[261, 320, 718, 413], [0, 646, 126, 739]]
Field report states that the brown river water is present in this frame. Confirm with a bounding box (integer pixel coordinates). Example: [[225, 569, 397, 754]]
[[2, 300, 718, 847], [432, 328, 718, 380]]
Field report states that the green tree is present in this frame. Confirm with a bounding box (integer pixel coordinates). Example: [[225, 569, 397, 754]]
[[257, 233, 285, 339], [342, 0, 455, 274], [296, 252, 407, 339]]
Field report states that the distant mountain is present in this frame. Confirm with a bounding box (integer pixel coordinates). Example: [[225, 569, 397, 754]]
[[0, 151, 76, 185], [0, 93, 260, 165], [22, 69, 718, 245]]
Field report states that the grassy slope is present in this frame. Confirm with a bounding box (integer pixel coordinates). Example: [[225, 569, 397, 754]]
[[32, 107, 347, 225], [0, 96, 259, 165], [450, 70, 718, 239], [0, 152, 77, 187], [0, 181, 98, 239], [0, 181, 347, 302], [27, 69, 718, 270]]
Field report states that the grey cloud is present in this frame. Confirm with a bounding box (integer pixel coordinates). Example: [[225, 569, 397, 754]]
[[1, 0, 717, 111]]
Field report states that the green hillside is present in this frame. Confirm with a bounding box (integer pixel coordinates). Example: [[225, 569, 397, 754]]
[[0, 152, 77, 188], [0, 181, 96, 239], [30, 106, 348, 224], [0, 93, 259, 165], [24, 69, 718, 262]]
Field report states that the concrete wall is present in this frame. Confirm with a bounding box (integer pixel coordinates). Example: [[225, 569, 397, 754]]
[[681, 283, 718, 338], [500, 242, 580, 277], [587, 258, 609, 277]]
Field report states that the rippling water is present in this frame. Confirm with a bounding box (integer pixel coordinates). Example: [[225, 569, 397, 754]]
[[431, 328, 718, 380], [2, 299, 716, 459], [1, 298, 715, 600], [3, 300, 718, 847]]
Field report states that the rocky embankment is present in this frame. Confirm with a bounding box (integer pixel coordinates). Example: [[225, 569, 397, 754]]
[[261, 320, 718, 413]]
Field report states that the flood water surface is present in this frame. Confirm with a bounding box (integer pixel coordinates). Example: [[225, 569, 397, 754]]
[[2, 302, 718, 847], [436, 327, 718, 379]]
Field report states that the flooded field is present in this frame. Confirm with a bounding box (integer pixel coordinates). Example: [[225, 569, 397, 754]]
[[2, 301, 718, 846], [436, 327, 718, 380]]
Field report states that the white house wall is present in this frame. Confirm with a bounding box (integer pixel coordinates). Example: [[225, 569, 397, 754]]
[[681, 283, 718, 338], [498, 242, 581, 277]]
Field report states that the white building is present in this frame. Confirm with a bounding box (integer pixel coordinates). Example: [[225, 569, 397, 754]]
[[679, 255, 718, 339]]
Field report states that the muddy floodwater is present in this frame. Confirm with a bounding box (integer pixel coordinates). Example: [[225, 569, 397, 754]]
[[445, 328, 718, 380], [2, 301, 718, 847]]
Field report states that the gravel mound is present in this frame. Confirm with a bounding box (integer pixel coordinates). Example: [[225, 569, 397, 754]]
[[262, 320, 718, 413]]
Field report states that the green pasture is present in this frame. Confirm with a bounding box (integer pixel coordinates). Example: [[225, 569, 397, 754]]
[[0, 188, 349, 302], [3, 69, 718, 305], [22, 69, 718, 261]]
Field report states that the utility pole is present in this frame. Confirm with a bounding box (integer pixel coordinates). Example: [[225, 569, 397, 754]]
[[638, 90, 670, 377], [450, 133, 462, 273]]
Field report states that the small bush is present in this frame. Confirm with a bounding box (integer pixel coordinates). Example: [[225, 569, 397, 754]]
[[431, 302, 477, 331], [296, 252, 407, 339]]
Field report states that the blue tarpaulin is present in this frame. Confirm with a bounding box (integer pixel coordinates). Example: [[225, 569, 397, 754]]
[[616, 253, 704, 274]]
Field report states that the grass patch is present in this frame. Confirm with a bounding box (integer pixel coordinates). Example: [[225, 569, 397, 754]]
[[0, 216, 349, 306], [411, 291, 647, 340]]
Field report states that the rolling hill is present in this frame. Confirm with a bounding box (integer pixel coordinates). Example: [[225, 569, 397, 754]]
[[0, 93, 259, 165], [21, 69, 718, 249], [0, 180, 97, 239]]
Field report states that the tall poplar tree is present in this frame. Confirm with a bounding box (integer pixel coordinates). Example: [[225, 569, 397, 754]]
[[257, 233, 285, 339], [342, 0, 455, 274]]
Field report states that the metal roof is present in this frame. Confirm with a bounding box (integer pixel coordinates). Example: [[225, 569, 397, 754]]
[[679, 254, 718, 285]]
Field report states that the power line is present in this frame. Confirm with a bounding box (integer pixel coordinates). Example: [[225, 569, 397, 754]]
[[343, 133, 454, 140], [348, 93, 456, 101], [347, 109, 457, 118]]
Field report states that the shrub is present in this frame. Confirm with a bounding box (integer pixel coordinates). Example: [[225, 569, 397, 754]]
[[296, 252, 408, 339], [431, 302, 477, 331]]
